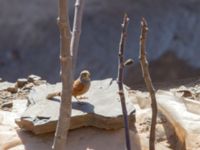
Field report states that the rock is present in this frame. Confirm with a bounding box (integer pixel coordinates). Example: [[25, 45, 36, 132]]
[[22, 83, 34, 90], [6, 84, 18, 93], [15, 78, 136, 134], [182, 98, 200, 115], [0, 82, 15, 91], [156, 91, 200, 150], [0, 81, 18, 93], [1, 101, 13, 109], [16, 78, 28, 88], [156, 124, 167, 142], [135, 92, 151, 109], [33, 80, 47, 86], [177, 90, 193, 98], [28, 75, 41, 82]]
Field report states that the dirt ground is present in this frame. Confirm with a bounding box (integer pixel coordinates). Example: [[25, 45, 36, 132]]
[[1, 77, 200, 150], [0, 81, 178, 150], [0, 103, 177, 150]]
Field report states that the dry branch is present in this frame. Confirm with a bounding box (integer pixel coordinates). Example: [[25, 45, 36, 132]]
[[117, 14, 131, 150], [52, 0, 86, 149], [139, 18, 158, 150], [52, 0, 72, 149], [71, 0, 85, 71]]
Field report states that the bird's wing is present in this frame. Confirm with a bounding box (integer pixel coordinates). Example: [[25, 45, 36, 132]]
[[72, 80, 85, 96]]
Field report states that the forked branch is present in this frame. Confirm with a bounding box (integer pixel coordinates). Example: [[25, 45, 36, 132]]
[[52, 0, 72, 149], [53, 0, 85, 149]]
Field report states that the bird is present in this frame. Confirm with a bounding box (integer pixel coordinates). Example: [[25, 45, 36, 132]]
[[72, 70, 91, 100], [47, 70, 91, 101]]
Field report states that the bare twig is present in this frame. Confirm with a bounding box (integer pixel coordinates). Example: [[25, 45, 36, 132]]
[[71, 0, 85, 71], [52, 0, 72, 149], [117, 14, 131, 150], [139, 18, 158, 150]]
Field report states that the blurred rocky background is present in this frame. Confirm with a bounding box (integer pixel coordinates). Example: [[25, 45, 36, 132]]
[[0, 0, 200, 87]]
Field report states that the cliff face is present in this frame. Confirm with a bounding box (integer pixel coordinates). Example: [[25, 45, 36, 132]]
[[0, 0, 200, 85]]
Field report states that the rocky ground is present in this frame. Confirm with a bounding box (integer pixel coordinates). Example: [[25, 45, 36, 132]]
[[1, 1, 200, 149], [1, 75, 199, 150], [0, 75, 46, 111]]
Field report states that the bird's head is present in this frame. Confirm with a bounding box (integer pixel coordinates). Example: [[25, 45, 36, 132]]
[[80, 70, 91, 81]]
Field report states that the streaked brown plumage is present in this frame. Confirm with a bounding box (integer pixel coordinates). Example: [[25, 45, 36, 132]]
[[47, 70, 91, 101]]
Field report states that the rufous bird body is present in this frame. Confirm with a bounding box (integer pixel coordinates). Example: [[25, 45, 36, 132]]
[[72, 70, 91, 99], [47, 70, 91, 101]]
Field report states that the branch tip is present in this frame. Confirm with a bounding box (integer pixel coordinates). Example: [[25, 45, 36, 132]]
[[124, 13, 128, 18], [123, 13, 130, 23], [141, 17, 148, 31]]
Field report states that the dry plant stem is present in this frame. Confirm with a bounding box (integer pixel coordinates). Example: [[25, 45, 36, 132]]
[[71, 0, 85, 71], [52, 0, 73, 149], [139, 18, 158, 150], [117, 14, 131, 150]]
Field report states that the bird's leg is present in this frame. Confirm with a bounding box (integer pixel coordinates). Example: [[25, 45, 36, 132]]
[[74, 96, 85, 105]]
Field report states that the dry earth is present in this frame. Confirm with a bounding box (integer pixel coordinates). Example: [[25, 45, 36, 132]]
[[1, 76, 196, 150]]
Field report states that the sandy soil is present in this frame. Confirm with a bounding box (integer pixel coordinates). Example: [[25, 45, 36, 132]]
[[0, 99, 175, 150], [1, 79, 196, 150]]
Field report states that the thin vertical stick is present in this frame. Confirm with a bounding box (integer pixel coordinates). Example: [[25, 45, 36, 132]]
[[71, 0, 85, 72], [139, 18, 158, 150], [52, 0, 73, 149], [117, 14, 131, 150]]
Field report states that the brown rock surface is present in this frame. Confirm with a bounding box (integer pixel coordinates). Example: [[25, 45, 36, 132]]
[[15, 79, 136, 134], [0, 82, 16, 91], [16, 78, 28, 88]]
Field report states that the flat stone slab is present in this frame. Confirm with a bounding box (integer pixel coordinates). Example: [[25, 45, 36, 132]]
[[133, 89, 200, 149], [15, 78, 136, 134], [156, 91, 200, 150]]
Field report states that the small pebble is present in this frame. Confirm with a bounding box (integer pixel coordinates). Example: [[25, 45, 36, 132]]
[[28, 74, 41, 82], [33, 80, 47, 86], [7, 85, 18, 93], [1, 101, 13, 108], [17, 78, 28, 88], [22, 83, 34, 90]]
